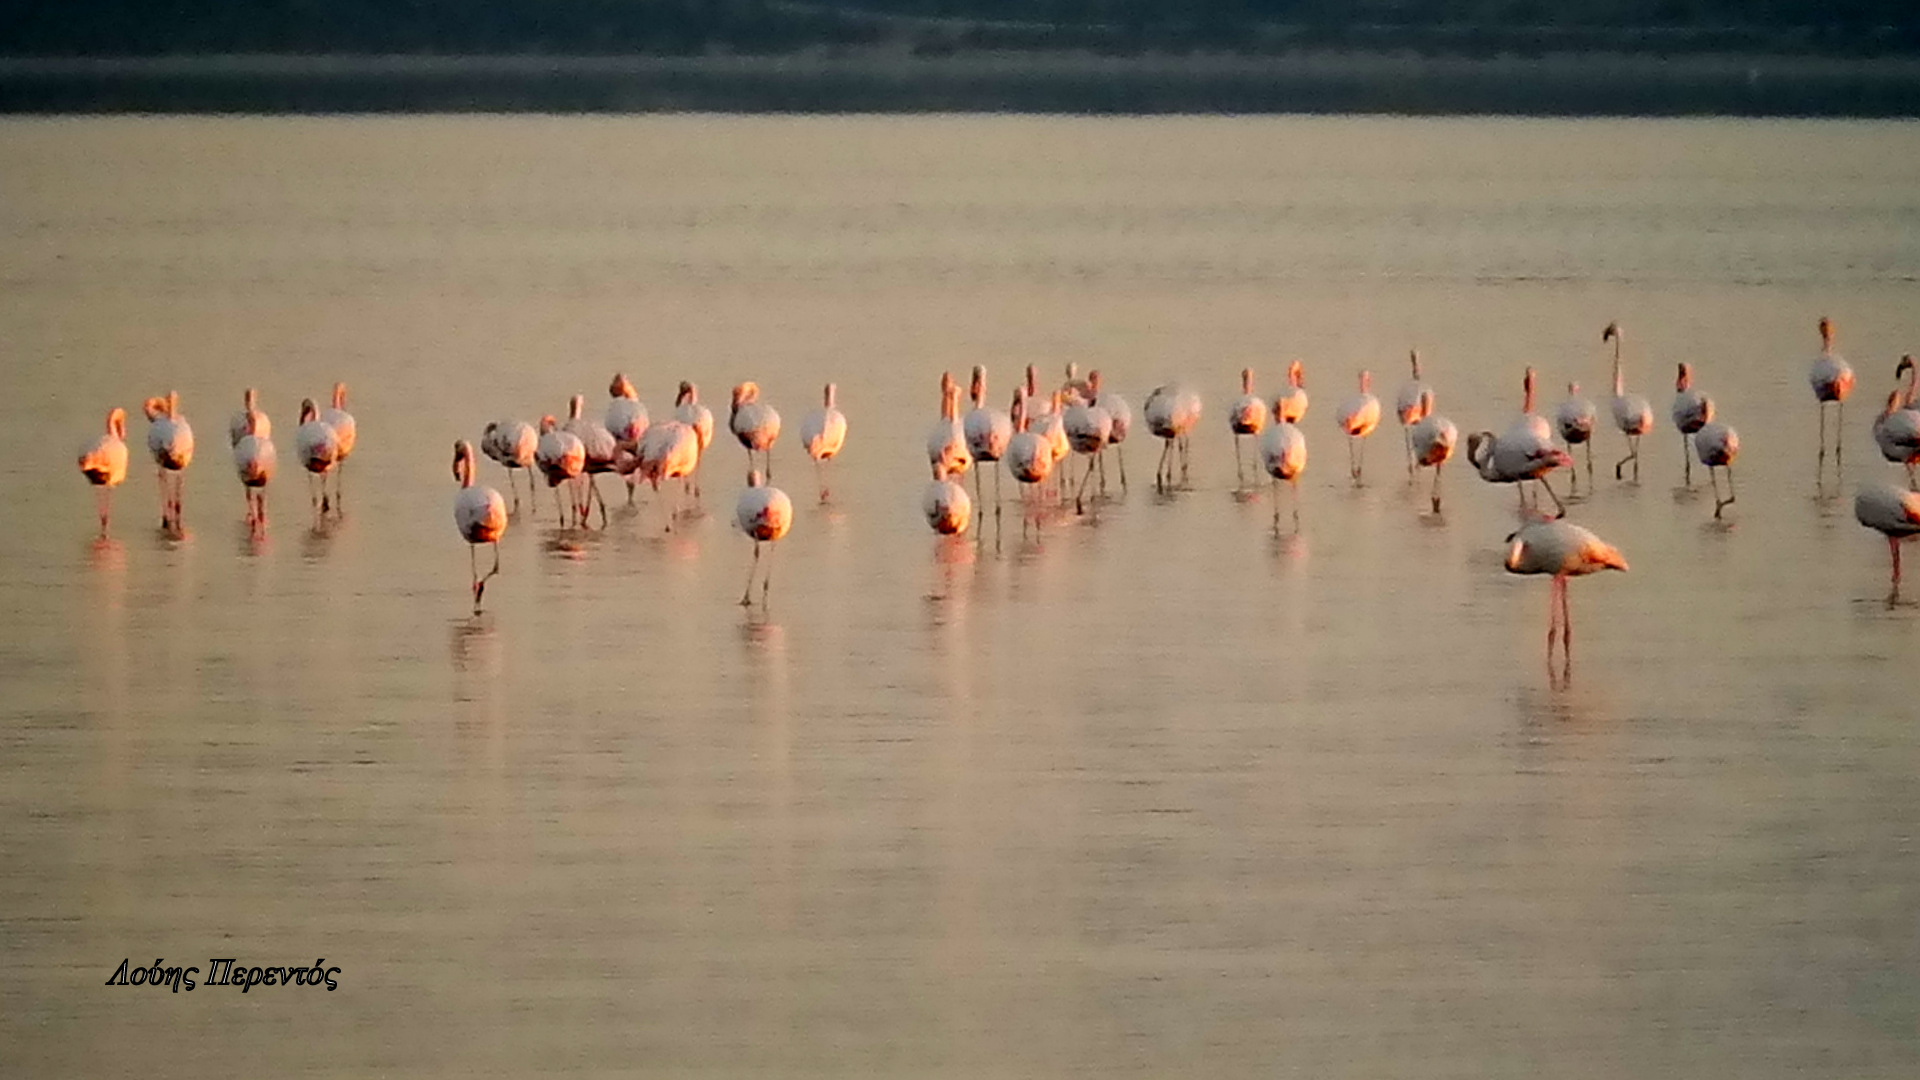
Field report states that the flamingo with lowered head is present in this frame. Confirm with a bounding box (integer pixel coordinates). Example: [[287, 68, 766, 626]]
[[1503, 520, 1629, 664], [1856, 482, 1920, 602], [923, 460, 972, 536]]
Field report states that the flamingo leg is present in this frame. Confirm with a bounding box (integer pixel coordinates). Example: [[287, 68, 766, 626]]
[[1404, 427, 1415, 480], [1818, 403, 1828, 482], [592, 475, 609, 527], [1097, 449, 1108, 498], [1179, 434, 1191, 488], [761, 544, 774, 609], [1347, 436, 1357, 483], [96, 487, 112, 537], [1836, 400, 1846, 469], [1719, 465, 1736, 516], [1682, 433, 1692, 487], [1559, 575, 1573, 655], [1075, 456, 1098, 515], [1155, 439, 1172, 493], [1892, 536, 1903, 603], [1289, 477, 1301, 533], [1430, 462, 1444, 514], [1271, 475, 1281, 536], [1234, 436, 1245, 489], [1545, 576, 1560, 655], [1538, 474, 1567, 519], [1584, 440, 1593, 488], [1116, 444, 1128, 492], [741, 542, 760, 606]]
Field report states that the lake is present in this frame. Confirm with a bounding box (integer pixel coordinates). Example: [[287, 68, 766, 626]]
[[3, 115, 1919, 1076]]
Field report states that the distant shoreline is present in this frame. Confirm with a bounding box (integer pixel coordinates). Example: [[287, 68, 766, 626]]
[[6, 51, 1920, 116]]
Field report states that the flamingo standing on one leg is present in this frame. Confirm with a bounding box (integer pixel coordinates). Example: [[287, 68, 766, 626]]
[[1670, 363, 1715, 487], [1394, 350, 1431, 480], [799, 382, 848, 503], [451, 440, 508, 613], [1503, 520, 1629, 666], [1809, 316, 1854, 484], [1258, 411, 1307, 536], [1856, 483, 1920, 602], [1408, 389, 1458, 513], [78, 407, 130, 537], [735, 470, 792, 609], [144, 392, 194, 533], [1334, 371, 1381, 485], [232, 410, 276, 533], [1605, 322, 1654, 482], [1227, 367, 1266, 489]]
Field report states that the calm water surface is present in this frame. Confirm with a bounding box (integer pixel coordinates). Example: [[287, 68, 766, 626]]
[[3, 115, 1920, 1076]]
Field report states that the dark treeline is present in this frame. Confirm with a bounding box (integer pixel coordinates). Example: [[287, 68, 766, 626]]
[[6, 1, 1920, 58]]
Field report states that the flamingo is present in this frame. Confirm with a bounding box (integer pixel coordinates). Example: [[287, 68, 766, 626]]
[[1034, 389, 1071, 501], [1855, 483, 1920, 602], [320, 381, 355, 509], [1605, 322, 1654, 482], [77, 407, 129, 537], [675, 381, 716, 498], [634, 418, 703, 531], [923, 460, 972, 536], [1872, 383, 1920, 488], [481, 418, 537, 513], [1143, 383, 1201, 493], [228, 388, 269, 448], [1005, 391, 1054, 535], [1694, 420, 1740, 518], [1274, 360, 1308, 424], [1062, 388, 1113, 515], [1060, 361, 1092, 402], [1671, 362, 1715, 487], [1258, 412, 1307, 536], [1809, 316, 1854, 482], [534, 415, 586, 527], [1228, 366, 1266, 488], [735, 469, 792, 608], [963, 365, 1013, 519], [1395, 350, 1432, 479], [605, 373, 650, 502], [1503, 520, 1629, 663], [1467, 430, 1572, 519], [232, 409, 276, 533], [1554, 381, 1597, 493], [1334, 371, 1381, 484], [729, 382, 781, 479], [799, 382, 848, 503], [927, 372, 970, 479], [293, 398, 341, 521], [451, 439, 508, 613], [1408, 389, 1458, 513], [565, 393, 618, 527], [143, 391, 193, 532], [1089, 370, 1131, 494]]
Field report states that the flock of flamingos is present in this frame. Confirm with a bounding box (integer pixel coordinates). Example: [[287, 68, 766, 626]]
[[74, 317, 1920, 657]]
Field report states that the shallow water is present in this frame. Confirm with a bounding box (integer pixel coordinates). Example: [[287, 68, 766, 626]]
[[3, 115, 1920, 1076]]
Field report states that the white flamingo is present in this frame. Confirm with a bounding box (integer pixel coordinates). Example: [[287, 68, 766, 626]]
[[565, 393, 618, 528], [321, 381, 355, 509], [605, 373, 650, 502], [1503, 520, 1629, 664], [927, 372, 970, 479], [1408, 389, 1458, 514], [963, 365, 1013, 518], [1605, 322, 1654, 482], [1258, 412, 1307, 535], [1143, 383, 1201, 493], [1228, 366, 1266, 488], [1694, 420, 1740, 518], [1554, 381, 1597, 493], [228, 387, 269, 448], [1090, 370, 1131, 494], [729, 382, 781, 479], [1062, 388, 1113, 515], [799, 382, 848, 503], [1274, 360, 1308, 424], [1873, 375, 1920, 488], [923, 461, 972, 536], [1334, 370, 1381, 484], [634, 418, 703, 531], [534, 415, 586, 527], [1467, 429, 1572, 519], [294, 398, 341, 521], [451, 439, 508, 613], [1671, 362, 1715, 487], [675, 381, 715, 499], [1856, 483, 1920, 602], [481, 418, 537, 513], [232, 409, 276, 533], [143, 391, 193, 532], [1395, 350, 1432, 479], [77, 406, 129, 537], [1005, 391, 1054, 535], [735, 470, 792, 608], [1809, 316, 1854, 481]]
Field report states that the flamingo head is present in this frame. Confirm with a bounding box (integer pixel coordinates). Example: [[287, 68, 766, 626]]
[[538, 414, 557, 434], [969, 365, 985, 403], [1466, 431, 1492, 466], [1568, 381, 1581, 395], [1602, 321, 1619, 344], [1064, 361, 1079, 382], [142, 396, 166, 421], [300, 399, 319, 424], [1009, 390, 1027, 430], [1675, 363, 1692, 391], [451, 440, 474, 484], [107, 407, 126, 438], [676, 380, 696, 406], [731, 382, 758, 411], [1819, 316, 1834, 350], [609, 372, 635, 399], [1898, 355, 1915, 381], [1087, 369, 1103, 394], [330, 382, 347, 409]]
